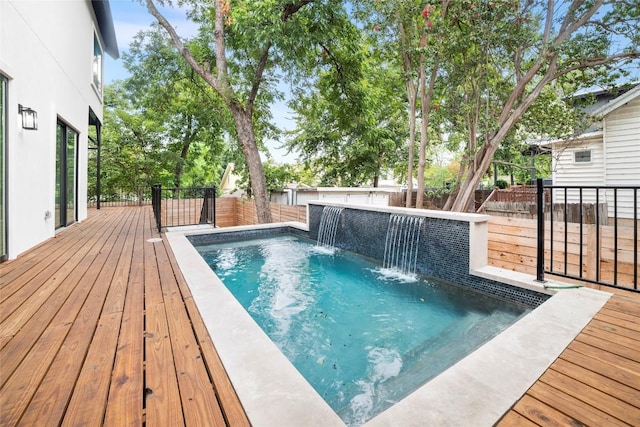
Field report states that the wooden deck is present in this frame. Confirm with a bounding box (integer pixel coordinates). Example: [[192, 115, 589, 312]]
[[497, 292, 640, 426], [0, 206, 249, 426], [1, 205, 638, 426]]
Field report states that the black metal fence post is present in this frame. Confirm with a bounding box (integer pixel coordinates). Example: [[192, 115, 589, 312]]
[[199, 187, 216, 225], [151, 184, 162, 232], [212, 187, 217, 228], [536, 178, 545, 282]]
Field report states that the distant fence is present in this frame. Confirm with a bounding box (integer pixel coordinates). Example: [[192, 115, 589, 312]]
[[88, 187, 152, 208], [388, 189, 492, 210]]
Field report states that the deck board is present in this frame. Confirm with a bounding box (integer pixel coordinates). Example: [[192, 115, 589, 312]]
[[0, 206, 248, 426], [2, 206, 639, 426], [497, 291, 640, 426]]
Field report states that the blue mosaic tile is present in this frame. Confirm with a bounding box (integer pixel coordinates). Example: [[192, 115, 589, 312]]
[[308, 205, 549, 308], [188, 205, 550, 308]]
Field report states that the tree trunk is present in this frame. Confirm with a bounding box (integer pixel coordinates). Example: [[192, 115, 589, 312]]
[[405, 89, 417, 207], [451, 141, 497, 212], [415, 65, 427, 209], [174, 123, 194, 188], [230, 105, 272, 223]]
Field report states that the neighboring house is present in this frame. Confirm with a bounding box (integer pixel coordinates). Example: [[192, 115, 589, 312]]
[[218, 163, 243, 197], [549, 84, 640, 219], [0, 0, 118, 260], [270, 187, 397, 207]]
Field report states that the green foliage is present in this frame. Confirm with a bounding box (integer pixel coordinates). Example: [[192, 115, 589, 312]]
[[423, 157, 460, 189], [90, 26, 235, 197], [263, 161, 299, 190], [495, 179, 508, 189], [122, 27, 230, 188], [107, 0, 638, 215], [285, 23, 408, 187]]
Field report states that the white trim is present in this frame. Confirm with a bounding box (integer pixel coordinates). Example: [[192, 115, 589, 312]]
[[308, 201, 490, 223], [602, 115, 608, 185], [592, 84, 640, 118], [534, 130, 603, 147]]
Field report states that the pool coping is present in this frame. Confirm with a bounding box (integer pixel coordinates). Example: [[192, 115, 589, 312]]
[[166, 223, 611, 426]]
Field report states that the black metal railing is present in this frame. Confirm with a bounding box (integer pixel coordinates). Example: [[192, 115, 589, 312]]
[[536, 178, 639, 292], [88, 187, 152, 208], [151, 185, 217, 232]]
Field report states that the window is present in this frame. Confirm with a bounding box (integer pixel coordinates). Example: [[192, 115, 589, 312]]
[[92, 33, 103, 93], [574, 150, 591, 163]]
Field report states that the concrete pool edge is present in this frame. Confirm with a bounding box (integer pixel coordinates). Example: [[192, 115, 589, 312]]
[[364, 286, 610, 426], [166, 224, 344, 427], [166, 224, 611, 426]]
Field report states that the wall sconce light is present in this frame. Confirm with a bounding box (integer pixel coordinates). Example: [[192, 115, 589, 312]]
[[18, 104, 38, 130]]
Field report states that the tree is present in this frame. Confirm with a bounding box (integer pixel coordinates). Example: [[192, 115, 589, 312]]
[[97, 83, 172, 197], [145, 0, 352, 223], [362, 1, 427, 206], [123, 27, 229, 189], [439, 0, 640, 211], [285, 29, 407, 187], [357, 1, 454, 207]]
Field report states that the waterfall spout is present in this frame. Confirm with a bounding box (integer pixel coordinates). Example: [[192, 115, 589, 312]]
[[383, 215, 424, 275], [317, 207, 344, 248]]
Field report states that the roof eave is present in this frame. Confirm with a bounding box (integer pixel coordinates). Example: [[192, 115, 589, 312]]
[[92, 0, 119, 59], [591, 84, 640, 118]]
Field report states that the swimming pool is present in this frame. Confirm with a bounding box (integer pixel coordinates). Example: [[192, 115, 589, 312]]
[[194, 234, 530, 425], [166, 202, 611, 426]]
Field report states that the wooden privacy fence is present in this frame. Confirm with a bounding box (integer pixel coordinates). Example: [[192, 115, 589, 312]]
[[233, 199, 307, 226], [152, 195, 307, 230], [482, 201, 609, 223], [488, 215, 639, 291]]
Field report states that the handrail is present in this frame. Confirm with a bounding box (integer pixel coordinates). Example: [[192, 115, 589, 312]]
[[151, 185, 217, 232], [536, 179, 639, 292]]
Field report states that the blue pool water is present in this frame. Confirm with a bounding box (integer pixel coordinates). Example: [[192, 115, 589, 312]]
[[196, 235, 530, 426]]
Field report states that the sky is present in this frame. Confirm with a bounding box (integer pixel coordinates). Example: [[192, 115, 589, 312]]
[[105, 0, 297, 163]]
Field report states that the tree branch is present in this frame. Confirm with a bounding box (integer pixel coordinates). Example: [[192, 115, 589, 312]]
[[214, 0, 230, 88], [281, 0, 314, 21], [556, 0, 604, 46], [145, 0, 223, 95], [551, 51, 640, 79], [247, 43, 272, 115], [542, 0, 555, 45]]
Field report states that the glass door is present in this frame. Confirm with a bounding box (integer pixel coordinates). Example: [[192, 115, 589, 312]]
[[55, 121, 77, 229]]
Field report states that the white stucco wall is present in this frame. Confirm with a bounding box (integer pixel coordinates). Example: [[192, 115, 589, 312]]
[[297, 188, 392, 207], [1, 0, 105, 258]]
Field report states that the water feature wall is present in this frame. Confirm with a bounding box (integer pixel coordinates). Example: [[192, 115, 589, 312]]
[[316, 207, 344, 248], [383, 215, 425, 274], [309, 202, 549, 307]]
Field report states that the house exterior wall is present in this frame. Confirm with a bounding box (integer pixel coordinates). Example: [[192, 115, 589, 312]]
[[1, 0, 104, 258], [270, 188, 393, 207], [603, 96, 640, 219], [552, 135, 606, 186], [551, 93, 640, 219]]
